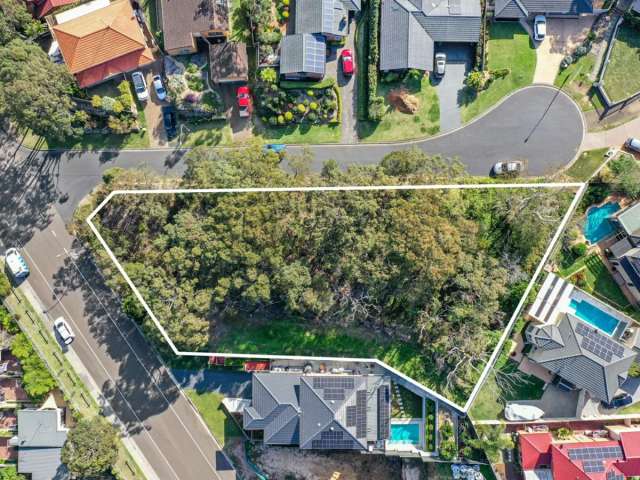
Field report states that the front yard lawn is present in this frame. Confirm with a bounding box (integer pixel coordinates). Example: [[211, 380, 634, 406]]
[[564, 148, 609, 181], [358, 75, 440, 142], [184, 389, 243, 447], [555, 53, 599, 112], [602, 24, 640, 103], [461, 22, 536, 123], [254, 122, 341, 144]]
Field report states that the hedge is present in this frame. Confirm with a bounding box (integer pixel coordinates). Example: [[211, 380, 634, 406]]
[[279, 78, 337, 90], [329, 84, 342, 125], [367, 0, 381, 120]]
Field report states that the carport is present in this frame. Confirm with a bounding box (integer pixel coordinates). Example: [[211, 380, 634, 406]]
[[433, 44, 475, 132]]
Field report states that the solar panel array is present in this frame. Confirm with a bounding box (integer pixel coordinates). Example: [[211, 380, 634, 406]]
[[575, 322, 625, 362], [302, 36, 326, 74], [311, 429, 355, 449], [346, 406, 356, 427], [568, 445, 623, 461], [313, 377, 355, 389], [583, 460, 605, 473], [606, 471, 624, 480], [323, 388, 345, 401], [377, 386, 390, 440], [355, 390, 367, 438]]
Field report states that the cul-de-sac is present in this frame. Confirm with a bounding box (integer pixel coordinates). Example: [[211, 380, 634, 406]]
[[1, 0, 640, 477]]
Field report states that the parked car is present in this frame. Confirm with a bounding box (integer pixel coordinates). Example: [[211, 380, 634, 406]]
[[341, 48, 354, 76], [625, 137, 640, 153], [534, 15, 546, 42], [492, 160, 523, 176], [264, 144, 286, 154], [4, 248, 29, 280], [601, 393, 633, 410], [53, 317, 75, 345], [435, 52, 446, 77], [161, 106, 177, 139], [152, 75, 167, 101], [131, 71, 148, 102], [237, 86, 252, 118]]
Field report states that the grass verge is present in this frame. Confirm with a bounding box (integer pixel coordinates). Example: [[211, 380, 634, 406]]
[[602, 24, 640, 103], [253, 122, 341, 144], [564, 148, 608, 181], [461, 22, 536, 123], [180, 121, 234, 147], [555, 53, 598, 112]]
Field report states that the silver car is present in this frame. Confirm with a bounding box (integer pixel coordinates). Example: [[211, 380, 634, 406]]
[[54, 317, 75, 345], [131, 71, 149, 102], [435, 53, 446, 77], [492, 161, 523, 176]]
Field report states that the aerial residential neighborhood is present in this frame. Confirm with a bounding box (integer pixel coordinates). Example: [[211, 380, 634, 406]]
[[3, 0, 640, 478]]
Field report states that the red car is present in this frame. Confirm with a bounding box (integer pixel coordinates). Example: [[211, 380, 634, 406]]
[[237, 86, 252, 118], [341, 49, 354, 76]]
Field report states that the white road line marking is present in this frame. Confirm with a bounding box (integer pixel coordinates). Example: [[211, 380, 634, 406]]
[[51, 230, 57, 237], [20, 248, 181, 480]]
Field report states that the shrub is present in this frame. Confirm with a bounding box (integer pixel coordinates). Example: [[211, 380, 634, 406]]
[[406, 68, 423, 80], [560, 55, 574, 69], [91, 95, 102, 108], [259, 67, 278, 84], [573, 271, 588, 288], [11, 333, 56, 400], [283, 0, 289, 4], [307, 90, 314, 96], [297, 103, 306, 113], [258, 30, 282, 44], [629, 361, 640, 378], [284, 111, 293, 121], [490, 68, 510, 79], [0, 272, 10, 299], [268, 116, 278, 125], [587, 31, 596, 42], [366, 0, 381, 120], [571, 242, 588, 257], [112, 100, 124, 114], [466, 70, 486, 91], [307, 112, 318, 122], [555, 427, 572, 440], [382, 72, 400, 83], [187, 77, 204, 92], [283, 10, 288, 18], [574, 45, 588, 58], [368, 95, 386, 121], [101, 96, 117, 112], [277, 115, 284, 124], [186, 63, 199, 74], [309, 102, 318, 110]]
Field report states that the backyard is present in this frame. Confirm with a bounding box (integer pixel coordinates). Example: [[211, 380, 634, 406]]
[[358, 74, 440, 142], [461, 22, 536, 122], [556, 53, 601, 112], [602, 24, 640, 103], [564, 148, 609, 181]]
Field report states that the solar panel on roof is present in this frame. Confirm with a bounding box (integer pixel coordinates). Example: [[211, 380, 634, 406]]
[[606, 470, 625, 480], [311, 429, 355, 449], [575, 322, 626, 362], [346, 406, 357, 427], [583, 460, 605, 473], [355, 390, 367, 438], [568, 446, 624, 461], [313, 377, 355, 389], [377, 386, 390, 440]]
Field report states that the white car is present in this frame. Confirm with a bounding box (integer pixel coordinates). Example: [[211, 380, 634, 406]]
[[131, 71, 149, 102], [434, 53, 446, 77], [4, 248, 29, 279], [54, 317, 75, 345], [534, 15, 546, 42], [493, 160, 523, 176], [152, 75, 167, 101]]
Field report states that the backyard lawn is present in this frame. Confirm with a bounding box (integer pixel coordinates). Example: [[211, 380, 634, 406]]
[[358, 74, 440, 142], [564, 148, 609, 181], [603, 24, 640, 103], [461, 22, 536, 123], [555, 53, 599, 112], [184, 389, 244, 447], [391, 384, 423, 418]]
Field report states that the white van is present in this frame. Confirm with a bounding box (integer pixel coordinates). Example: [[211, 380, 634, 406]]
[[4, 248, 29, 279], [625, 137, 640, 153]]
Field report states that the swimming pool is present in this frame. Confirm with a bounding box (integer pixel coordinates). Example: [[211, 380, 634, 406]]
[[584, 202, 620, 244], [389, 423, 421, 445], [568, 298, 620, 336]]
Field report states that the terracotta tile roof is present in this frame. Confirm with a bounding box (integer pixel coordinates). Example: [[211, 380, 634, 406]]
[[52, 0, 154, 85], [36, 0, 77, 18]]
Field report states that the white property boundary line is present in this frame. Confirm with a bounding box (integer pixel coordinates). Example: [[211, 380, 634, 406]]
[[86, 182, 586, 414]]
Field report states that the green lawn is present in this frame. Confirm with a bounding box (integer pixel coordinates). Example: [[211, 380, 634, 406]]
[[555, 53, 599, 112], [391, 384, 423, 418], [602, 24, 640, 103], [621, 398, 640, 414], [180, 121, 234, 147], [461, 22, 536, 123], [559, 253, 634, 314], [253, 122, 341, 144], [358, 75, 440, 142], [565, 148, 609, 181], [184, 390, 243, 447]]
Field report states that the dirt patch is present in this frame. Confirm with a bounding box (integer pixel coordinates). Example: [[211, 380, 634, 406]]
[[255, 446, 403, 480], [388, 88, 419, 114]]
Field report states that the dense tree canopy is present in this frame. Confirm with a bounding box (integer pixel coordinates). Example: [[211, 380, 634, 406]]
[[61, 417, 118, 477], [88, 146, 572, 394], [0, 0, 44, 43]]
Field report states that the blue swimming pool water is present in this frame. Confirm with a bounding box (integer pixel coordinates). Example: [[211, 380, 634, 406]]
[[389, 423, 420, 445], [584, 202, 621, 244], [568, 298, 619, 336]]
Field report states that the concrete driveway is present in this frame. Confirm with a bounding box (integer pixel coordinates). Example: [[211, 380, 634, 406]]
[[433, 44, 474, 133], [534, 17, 595, 85]]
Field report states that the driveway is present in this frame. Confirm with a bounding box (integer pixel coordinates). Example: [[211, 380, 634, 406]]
[[338, 17, 358, 144], [433, 44, 474, 133], [534, 17, 595, 85], [171, 369, 252, 398], [143, 63, 170, 148]]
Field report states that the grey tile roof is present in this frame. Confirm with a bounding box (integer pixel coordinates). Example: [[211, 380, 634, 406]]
[[495, 0, 593, 17], [280, 34, 326, 76], [17, 409, 68, 480], [526, 315, 637, 402], [160, 0, 230, 52], [18, 448, 68, 480], [380, 0, 481, 71], [340, 0, 361, 10], [614, 202, 640, 237], [243, 373, 390, 450], [295, 0, 348, 37]]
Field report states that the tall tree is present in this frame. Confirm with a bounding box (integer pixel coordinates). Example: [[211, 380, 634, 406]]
[[0, 0, 45, 44], [61, 417, 118, 477]]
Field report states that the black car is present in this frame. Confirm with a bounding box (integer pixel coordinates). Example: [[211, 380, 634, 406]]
[[161, 106, 177, 139], [601, 393, 633, 410]]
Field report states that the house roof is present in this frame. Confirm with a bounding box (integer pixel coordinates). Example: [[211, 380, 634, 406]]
[[519, 432, 552, 471], [615, 202, 640, 237], [295, 0, 348, 37], [620, 431, 640, 459], [494, 0, 593, 18], [209, 42, 248, 83], [340, 0, 362, 10], [379, 0, 481, 71], [243, 373, 391, 450], [51, 0, 154, 87], [36, 0, 77, 18], [160, 0, 229, 52], [279, 34, 326, 76], [16, 409, 68, 480], [526, 314, 637, 402]]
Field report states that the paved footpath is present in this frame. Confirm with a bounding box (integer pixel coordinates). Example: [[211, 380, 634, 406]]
[[581, 116, 640, 151]]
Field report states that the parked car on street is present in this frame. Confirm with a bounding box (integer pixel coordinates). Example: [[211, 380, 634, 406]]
[[601, 394, 633, 410], [341, 48, 354, 76], [161, 106, 177, 139], [237, 86, 252, 118], [131, 71, 148, 102], [54, 317, 75, 345], [152, 75, 167, 101], [435, 52, 446, 77], [264, 144, 286, 155], [534, 15, 546, 41], [492, 160, 523, 176], [4, 248, 29, 280], [625, 137, 640, 153]]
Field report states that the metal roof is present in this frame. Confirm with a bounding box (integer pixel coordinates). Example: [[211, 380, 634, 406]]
[[295, 0, 348, 37], [17, 410, 68, 480], [279, 34, 326, 76], [495, 0, 593, 17], [615, 202, 640, 237]]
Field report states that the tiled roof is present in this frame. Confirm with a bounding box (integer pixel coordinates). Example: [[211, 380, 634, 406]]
[[519, 432, 552, 471], [160, 0, 229, 52], [495, 0, 593, 17], [36, 0, 76, 18], [209, 42, 248, 83]]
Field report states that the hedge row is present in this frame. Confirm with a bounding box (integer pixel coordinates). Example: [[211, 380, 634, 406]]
[[279, 77, 337, 90], [367, 0, 383, 121]]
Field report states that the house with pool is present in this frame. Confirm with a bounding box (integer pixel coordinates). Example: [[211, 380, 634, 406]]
[[524, 273, 639, 405], [606, 202, 640, 306]]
